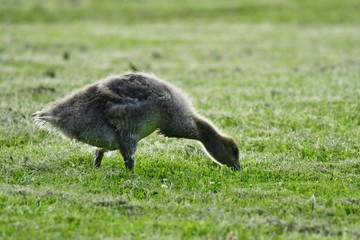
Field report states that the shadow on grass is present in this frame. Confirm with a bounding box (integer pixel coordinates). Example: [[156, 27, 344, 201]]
[[3, 184, 141, 216]]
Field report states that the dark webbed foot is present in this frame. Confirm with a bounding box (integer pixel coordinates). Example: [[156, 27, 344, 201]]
[[93, 149, 105, 168]]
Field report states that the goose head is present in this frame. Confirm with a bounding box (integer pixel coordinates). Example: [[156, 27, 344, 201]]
[[206, 135, 241, 171], [194, 116, 241, 171]]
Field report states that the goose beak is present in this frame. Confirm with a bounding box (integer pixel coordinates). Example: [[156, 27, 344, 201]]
[[231, 162, 241, 171]]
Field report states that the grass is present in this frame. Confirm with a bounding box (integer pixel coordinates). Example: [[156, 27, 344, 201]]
[[0, 0, 359, 239]]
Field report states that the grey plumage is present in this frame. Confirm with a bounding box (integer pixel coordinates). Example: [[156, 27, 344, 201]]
[[33, 72, 240, 171]]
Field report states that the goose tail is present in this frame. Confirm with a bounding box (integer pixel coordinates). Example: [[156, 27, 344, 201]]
[[32, 111, 57, 129]]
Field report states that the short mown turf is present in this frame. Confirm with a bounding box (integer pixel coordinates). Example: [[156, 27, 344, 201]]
[[0, 0, 359, 239]]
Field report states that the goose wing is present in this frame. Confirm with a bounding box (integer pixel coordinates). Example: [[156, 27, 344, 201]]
[[99, 74, 169, 138], [104, 99, 160, 139]]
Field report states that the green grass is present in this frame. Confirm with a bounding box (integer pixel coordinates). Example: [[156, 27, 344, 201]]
[[1, 0, 359, 239]]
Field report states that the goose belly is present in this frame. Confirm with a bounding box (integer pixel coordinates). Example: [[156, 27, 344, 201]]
[[137, 119, 159, 140], [80, 132, 119, 150], [60, 122, 120, 150]]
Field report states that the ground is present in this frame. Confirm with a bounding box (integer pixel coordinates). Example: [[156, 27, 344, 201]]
[[0, 0, 359, 239]]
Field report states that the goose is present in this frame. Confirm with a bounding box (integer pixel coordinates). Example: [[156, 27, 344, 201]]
[[33, 73, 241, 171]]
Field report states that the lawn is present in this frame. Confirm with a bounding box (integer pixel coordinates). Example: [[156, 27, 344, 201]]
[[0, 0, 359, 239]]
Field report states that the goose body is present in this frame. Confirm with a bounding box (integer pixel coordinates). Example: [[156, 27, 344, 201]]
[[33, 73, 240, 170]]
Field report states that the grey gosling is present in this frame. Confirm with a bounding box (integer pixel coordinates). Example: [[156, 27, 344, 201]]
[[33, 73, 241, 171]]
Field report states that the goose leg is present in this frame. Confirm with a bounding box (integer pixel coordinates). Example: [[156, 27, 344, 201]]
[[116, 132, 138, 170], [120, 151, 135, 169], [93, 149, 105, 168]]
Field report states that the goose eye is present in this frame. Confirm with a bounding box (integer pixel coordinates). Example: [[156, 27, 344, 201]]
[[232, 147, 238, 156]]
